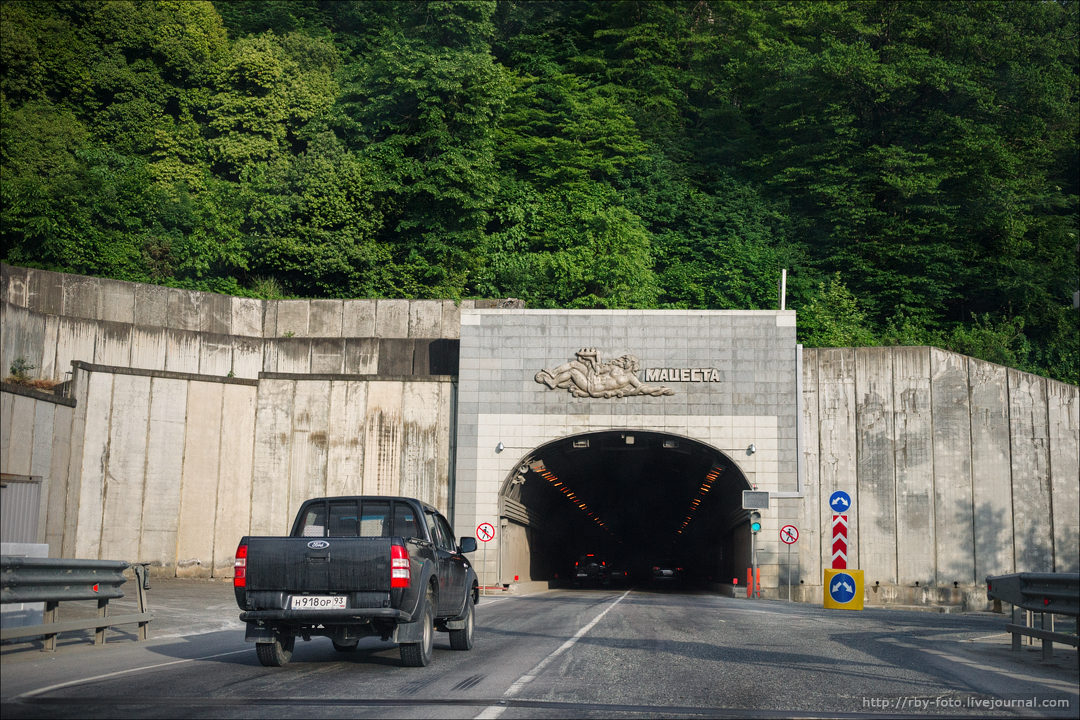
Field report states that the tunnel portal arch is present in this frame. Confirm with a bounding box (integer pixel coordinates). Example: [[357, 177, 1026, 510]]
[[497, 430, 754, 587]]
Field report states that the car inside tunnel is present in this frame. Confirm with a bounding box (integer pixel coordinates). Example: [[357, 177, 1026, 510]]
[[499, 431, 753, 588]]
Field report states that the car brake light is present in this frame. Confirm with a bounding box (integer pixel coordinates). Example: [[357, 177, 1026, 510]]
[[233, 543, 248, 588], [391, 544, 410, 588]]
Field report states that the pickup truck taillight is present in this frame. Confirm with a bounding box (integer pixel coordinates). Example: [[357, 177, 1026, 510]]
[[233, 543, 248, 588], [391, 544, 410, 588]]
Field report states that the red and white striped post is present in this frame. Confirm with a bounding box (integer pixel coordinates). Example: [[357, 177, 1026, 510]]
[[831, 514, 848, 569]]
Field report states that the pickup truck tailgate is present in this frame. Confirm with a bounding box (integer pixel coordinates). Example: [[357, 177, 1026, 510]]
[[245, 537, 393, 592]]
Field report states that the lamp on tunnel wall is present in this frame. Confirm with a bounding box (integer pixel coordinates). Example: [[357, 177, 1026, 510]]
[[747, 443, 756, 455], [496, 442, 505, 453]]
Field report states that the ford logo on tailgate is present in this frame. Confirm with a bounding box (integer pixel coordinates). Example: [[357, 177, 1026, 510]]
[[307, 540, 330, 550]]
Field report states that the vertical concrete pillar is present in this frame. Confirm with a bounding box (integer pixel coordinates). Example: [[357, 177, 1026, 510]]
[[798, 350, 822, 588], [138, 377, 187, 570], [1047, 381, 1079, 572], [855, 347, 897, 584], [969, 359, 1014, 578], [44, 403, 74, 557], [1008, 369, 1053, 572], [930, 349, 975, 585], [175, 381, 223, 577], [287, 380, 331, 516], [213, 384, 256, 575], [72, 371, 114, 559], [401, 381, 441, 508], [364, 382, 404, 495], [252, 379, 296, 535], [327, 380, 367, 498], [815, 348, 858, 577], [893, 347, 934, 586], [99, 374, 150, 561]]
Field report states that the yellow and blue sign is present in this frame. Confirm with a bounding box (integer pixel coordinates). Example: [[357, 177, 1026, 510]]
[[824, 568, 864, 610]]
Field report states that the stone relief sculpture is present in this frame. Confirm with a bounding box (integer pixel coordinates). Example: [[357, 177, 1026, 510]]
[[534, 348, 674, 398]]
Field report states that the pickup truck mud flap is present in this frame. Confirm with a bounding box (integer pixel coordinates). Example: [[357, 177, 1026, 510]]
[[245, 623, 276, 643], [392, 617, 426, 644]]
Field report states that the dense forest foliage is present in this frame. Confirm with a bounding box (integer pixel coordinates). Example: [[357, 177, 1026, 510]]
[[1, 1, 1077, 383]]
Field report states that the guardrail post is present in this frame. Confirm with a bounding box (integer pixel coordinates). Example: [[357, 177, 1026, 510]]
[[43, 600, 59, 652], [1011, 607, 1021, 652]]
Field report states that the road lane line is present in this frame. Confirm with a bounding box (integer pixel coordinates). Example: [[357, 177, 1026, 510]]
[[16, 649, 251, 701], [476, 590, 631, 719]]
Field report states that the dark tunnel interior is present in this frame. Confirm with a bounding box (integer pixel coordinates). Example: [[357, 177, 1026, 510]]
[[503, 431, 752, 587]]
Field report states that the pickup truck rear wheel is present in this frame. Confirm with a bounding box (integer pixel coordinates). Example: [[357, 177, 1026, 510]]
[[399, 588, 434, 667], [256, 632, 295, 667], [448, 595, 474, 650]]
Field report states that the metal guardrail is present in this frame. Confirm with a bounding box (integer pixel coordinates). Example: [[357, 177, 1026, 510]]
[[986, 572, 1079, 662], [0, 557, 152, 651]]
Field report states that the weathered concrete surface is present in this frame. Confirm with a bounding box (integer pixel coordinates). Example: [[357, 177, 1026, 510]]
[[931, 348, 975, 585]]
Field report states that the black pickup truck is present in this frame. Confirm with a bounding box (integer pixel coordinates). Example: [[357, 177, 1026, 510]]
[[233, 496, 478, 667]]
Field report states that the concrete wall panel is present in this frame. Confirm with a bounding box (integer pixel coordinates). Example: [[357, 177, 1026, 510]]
[[72, 371, 114, 559], [53, 317, 97, 382], [345, 338, 379, 374], [164, 330, 201, 374], [200, 293, 231, 335], [310, 299, 343, 337], [311, 339, 346, 374], [376, 300, 409, 338], [441, 301, 461, 340], [969, 359, 1015, 578], [45, 401, 74, 557], [342, 300, 375, 337], [99, 278, 135, 324], [199, 334, 233, 376], [1, 305, 45, 382], [93, 322, 132, 367], [930, 349, 975, 584], [175, 381, 223, 577], [63, 275, 100, 320], [213, 384, 256, 574], [364, 382, 404, 495], [134, 283, 169, 328], [130, 327, 167, 371], [3, 394, 35, 475], [1008, 369, 1053, 572], [275, 300, 310, 338], [0, 392, 12, 472], [275, 339, 312, 374], [401, 382, 441, 506], [287, 380, 331, 518], [798, 348, 822, 585], [231, 337, 263, 379], [167, 288, 202, 331], [409, 302, 442, 339], [252, 379, 296, 536], [27, 269, 63, 315], [814, 348, 859, 575], [893, 347, 934, 585], [3, 264, 28, 305], [231, 297, 263, 337], [99, 375, 150, 561], [138, 377, 187, 570], [326, 381, 367, 497], [855, 347, 897, 584], [436, 383, 452, 513], [1047, 381, 1079, 572], [39, 315, 60, 379]]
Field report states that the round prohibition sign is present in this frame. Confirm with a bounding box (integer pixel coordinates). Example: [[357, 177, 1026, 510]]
[[476, 522, 496, 542], [780, 524, 799, 544]]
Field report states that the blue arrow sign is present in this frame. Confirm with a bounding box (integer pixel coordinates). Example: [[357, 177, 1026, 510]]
[[829, 490, 851, 513], [829, 572, 857, 604]]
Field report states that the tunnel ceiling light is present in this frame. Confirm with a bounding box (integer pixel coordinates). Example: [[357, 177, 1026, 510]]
[[663, 439, 678, 449], [572, 439, 590, 448], [624, 434, 635, 445]]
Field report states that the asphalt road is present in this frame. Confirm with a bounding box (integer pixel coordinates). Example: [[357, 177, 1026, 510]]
[[2, 582, 1076, 719]]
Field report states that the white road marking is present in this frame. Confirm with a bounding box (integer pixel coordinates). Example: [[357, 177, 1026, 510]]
[[475, 590, 631, 719], [17, 649, 252, 700]]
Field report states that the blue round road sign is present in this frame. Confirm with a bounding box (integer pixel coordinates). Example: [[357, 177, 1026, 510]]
[[829, 490, 852, 513], [829, 572, 857, 604]]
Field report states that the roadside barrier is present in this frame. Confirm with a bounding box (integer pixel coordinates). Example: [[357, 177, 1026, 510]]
[[986, 572, 1079, 663], [0, 557, 151, 651]]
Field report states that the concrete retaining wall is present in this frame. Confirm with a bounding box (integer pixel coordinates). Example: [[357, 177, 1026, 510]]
[[2, 362, 455, 577], [799, 346, 1079, 608]]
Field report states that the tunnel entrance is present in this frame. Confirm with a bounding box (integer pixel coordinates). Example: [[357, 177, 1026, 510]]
[[498, 430, 753, 588]]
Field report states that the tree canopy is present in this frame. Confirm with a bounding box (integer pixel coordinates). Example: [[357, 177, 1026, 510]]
[[2, 1, 1076, 383]]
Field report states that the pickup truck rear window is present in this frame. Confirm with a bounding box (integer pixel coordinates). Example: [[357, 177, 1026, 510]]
[[297, 499, 420, 539]]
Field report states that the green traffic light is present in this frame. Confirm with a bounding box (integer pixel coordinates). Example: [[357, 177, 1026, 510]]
[[749, 511, 762, 533]]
